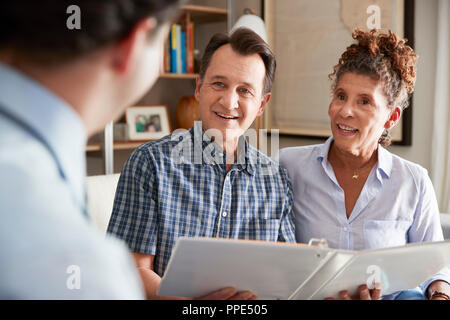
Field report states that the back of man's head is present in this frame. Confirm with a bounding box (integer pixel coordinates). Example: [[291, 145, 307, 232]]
[[0, 0, 181, 65]]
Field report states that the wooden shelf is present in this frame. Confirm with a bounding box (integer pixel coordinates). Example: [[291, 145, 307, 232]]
[[159, 73, 198, 79], [86, 141, 149, 152], [86, 143, 102, 152], [180, 4, 228, 23]]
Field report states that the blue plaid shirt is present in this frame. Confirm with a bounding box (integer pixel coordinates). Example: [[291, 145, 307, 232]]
[[107, 124, 296, 276]]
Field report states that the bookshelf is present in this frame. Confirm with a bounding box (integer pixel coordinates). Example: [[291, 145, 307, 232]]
[[86, 141, 146, 152], [86, 1, 229, 174], [159, 72, 198, 79], [180, 4, 227, 23]]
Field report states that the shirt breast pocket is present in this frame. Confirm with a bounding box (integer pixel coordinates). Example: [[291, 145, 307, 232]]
[[236, 218, 280, 242], [363, 220, 411, 249]]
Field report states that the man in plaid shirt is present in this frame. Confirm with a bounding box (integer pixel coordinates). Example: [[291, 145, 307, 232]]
[[107, 28, 296, 300]]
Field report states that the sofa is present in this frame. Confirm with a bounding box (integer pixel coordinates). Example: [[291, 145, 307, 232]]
[[86, 174, 450, 239], [86, 173, 120, 234], [441, 213, 450, 240]]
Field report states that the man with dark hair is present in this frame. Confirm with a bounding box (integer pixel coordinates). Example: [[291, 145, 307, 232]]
[[107, 28, 296, 300], [0, 0, 181, 298]]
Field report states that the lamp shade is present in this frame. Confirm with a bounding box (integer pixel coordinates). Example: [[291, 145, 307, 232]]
[[230, 13, 268, 43]]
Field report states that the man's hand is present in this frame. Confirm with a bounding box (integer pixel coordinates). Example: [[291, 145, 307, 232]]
[[325, 284, 382, 300], [196, 287, 257, 300]]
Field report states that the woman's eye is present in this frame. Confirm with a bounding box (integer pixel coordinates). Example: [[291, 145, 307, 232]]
[[337, 94, 345, 100], [361, 99, 370, 105]]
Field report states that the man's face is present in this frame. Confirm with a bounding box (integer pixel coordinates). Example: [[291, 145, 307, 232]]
[[195, 44, 270, 144]]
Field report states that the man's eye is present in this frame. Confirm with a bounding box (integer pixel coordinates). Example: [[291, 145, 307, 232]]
[[361, 99, 370, 105], [213, 82, 224, 87], [238, 88, 251, 95]]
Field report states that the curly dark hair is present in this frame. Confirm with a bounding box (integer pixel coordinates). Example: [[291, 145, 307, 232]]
[[329, 29, 418, 146]]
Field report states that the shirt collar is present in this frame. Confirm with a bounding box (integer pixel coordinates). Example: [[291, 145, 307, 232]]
[[0, 62, 87, 207], [317, 136, 393, 180], [190, 121, 255, 175], [317, 136, 334, 162], [376, 144, 392, 178]]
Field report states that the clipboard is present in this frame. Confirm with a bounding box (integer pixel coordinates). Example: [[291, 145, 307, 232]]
[[157, 237, 450, 300]]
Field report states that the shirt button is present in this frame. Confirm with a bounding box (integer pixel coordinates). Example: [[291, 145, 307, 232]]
[[222, 211, 228, 217], [343, 227, 348, 232]]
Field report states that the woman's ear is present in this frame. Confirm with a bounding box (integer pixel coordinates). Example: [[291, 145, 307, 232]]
[[384, 106, 402, 130]]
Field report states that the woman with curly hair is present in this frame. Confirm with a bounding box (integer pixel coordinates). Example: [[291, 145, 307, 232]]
[[279, 29, 450, 300]]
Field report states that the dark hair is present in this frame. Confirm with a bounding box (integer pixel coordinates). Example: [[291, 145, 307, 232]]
[[199, 27, 276, 95], [0, 0, 182, 64], [329, 29, 418, 147]]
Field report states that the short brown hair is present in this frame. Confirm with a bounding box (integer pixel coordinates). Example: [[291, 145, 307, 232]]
[[199, 27, 276, 95], [329, 29, 418, 146]]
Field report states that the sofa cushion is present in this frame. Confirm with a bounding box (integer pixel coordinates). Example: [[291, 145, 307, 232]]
[[86, 174, 120, 234], [441, 213, 450, 240]]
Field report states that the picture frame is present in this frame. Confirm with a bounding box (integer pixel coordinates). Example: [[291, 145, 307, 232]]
[[263, 0, 414, 145], [125, 105, 172, 141]]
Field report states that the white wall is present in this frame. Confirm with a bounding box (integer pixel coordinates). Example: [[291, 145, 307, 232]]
[[279, 0, 438, 174]]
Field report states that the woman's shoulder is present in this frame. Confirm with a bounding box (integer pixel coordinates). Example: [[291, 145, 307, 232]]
[[385, 150, 430, 189], [278, 143, 324, 169], [389, 151, 428, 177]]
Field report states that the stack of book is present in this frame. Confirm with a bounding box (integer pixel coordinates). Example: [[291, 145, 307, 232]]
[[164, 22, 195, 74]]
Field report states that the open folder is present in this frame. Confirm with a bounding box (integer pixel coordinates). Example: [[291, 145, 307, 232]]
[[157, 237, 450, 300]]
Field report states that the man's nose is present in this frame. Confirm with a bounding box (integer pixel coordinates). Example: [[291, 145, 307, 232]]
[[219, 89, 239, 110]]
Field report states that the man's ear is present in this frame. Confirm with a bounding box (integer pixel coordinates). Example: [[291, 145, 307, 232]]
[[256, 92, 271, 117], [112, 17, 157, 74], [384, 106, 402, 130], [194, 75, 202, 102]]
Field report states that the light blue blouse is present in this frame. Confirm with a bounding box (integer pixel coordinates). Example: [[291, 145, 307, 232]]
[[279, 137, 450, 299]]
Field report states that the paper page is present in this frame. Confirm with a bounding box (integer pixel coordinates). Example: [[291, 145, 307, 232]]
[[289, 250, 355, 300], [157, 237, 334, 300], [311, 240, 450, 300]]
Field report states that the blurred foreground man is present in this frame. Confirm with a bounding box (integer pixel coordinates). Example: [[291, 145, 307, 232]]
[[0, 0, 181, 299]]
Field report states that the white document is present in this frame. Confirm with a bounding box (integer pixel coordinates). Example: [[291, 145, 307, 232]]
[[157, 237, 450, 300]]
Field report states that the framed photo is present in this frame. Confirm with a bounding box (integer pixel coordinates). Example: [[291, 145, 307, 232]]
[[125, 105, 171, 141], [263, 0, 414, 145]]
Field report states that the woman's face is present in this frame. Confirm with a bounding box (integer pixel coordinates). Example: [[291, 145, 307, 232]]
[[328, 72, 398, 156]]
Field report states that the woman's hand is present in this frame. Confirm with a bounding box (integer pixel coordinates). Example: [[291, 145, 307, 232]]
[[325, 284, 382, 300], [427, 280, 450, 300]]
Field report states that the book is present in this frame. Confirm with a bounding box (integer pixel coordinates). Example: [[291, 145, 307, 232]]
[[176, 24, 182, 74], [186, 22, 194, 74], [180, 31, 186, 74], [170, 24, 177, 73], [157, 237, 450, 300], [164, 36, 170, 73]]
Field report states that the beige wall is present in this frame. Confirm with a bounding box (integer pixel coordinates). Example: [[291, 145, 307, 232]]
[[389, 0, 437, 173]]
